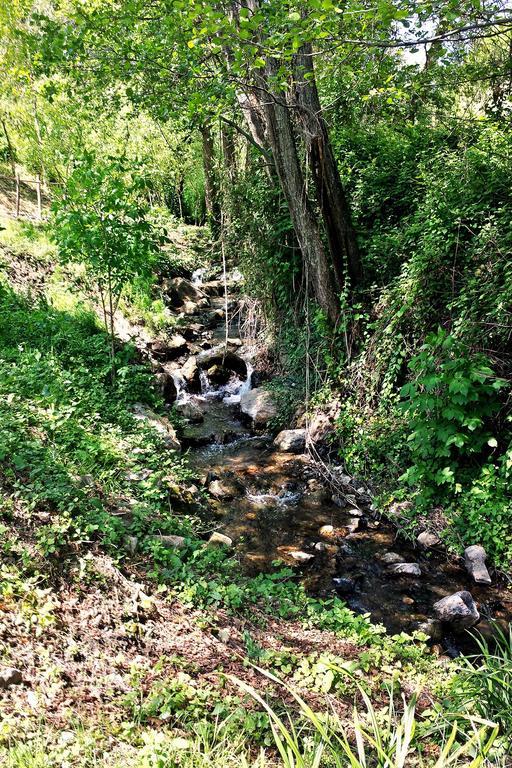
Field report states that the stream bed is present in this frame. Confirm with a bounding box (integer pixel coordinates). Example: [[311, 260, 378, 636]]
[[143, 270, 512, 654]]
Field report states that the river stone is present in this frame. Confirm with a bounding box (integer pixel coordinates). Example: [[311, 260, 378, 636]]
[[167, 276, 206, 305], [153, 534, 186, 549], [433, 591, 480, 629], [417, 531, 441, 548], [240, 388, 277, 428], [156, 372, 178, 404], [416, 619, 443, 642], [208, 532, 233, 548], [379, 552, 405, 565], [132, 404, 181, 451], [389, 563, 422, 577], [197, 345, 247, 379], [208, 478, 240, 500], [164, 334, 188, 359], [333, 577, 356, 595], [464, 545, 492, 585], [273, 429, 306, 453], [175, 401, 204, 424], [319, 524, 334, 537], [290, 550, 315, 562], [0, 668, 22, 688]]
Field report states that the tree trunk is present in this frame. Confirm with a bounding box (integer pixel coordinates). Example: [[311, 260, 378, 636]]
[[293, 45, 362, 287], [200, 122, 221, 238], [257, 59, 340, 324], [1, 118, 16, 176]]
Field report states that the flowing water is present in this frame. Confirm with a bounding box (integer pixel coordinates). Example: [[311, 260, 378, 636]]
[[153, 272, 512, 653]]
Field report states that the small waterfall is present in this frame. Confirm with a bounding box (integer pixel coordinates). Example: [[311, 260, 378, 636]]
[[170, 370, 189, 404], [192, 268, 206, 285]]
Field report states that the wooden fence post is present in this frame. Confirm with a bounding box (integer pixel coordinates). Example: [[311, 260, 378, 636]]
[[36, 173, 42, 220], [15, 173, 20, 218]]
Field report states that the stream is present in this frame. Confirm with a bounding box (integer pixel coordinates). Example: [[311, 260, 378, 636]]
[[140, 269, 511, 655]]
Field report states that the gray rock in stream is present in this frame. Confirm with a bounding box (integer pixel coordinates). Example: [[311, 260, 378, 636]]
[[176, 401, 204, 424], [240, 388, 277, 428], [388, 563, 422, 577], [273, 429, 306, 453], [379, 552, 405, 565], [464, 545, 492, 585], [433, 591, 480, 629]]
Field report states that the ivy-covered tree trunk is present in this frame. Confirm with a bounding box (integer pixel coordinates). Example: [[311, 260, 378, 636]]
[[200, 122, 221, 238], [293, 45, 362, 288], [258, 59, 340, 324]]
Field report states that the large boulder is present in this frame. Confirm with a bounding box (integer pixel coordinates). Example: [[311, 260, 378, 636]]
[[240, 388, 277, 428], [180, 356, 201, 392], [196, 344, 247, 379], [165, 276, 206, 306], [433, 591, 480, 629], [175, 401, 204, 424], [274, 429, 306, 453], [464, 545, 492, 585]]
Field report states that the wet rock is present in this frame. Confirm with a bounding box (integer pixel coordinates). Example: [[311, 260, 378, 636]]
[[333, 577, 356, 595], [208, 532, 233, 548], [153, 534, 186, 549], [464, 545, 492, 585], [273, 429, 306, 453], [201, 280, 224, 297], [332, 494, 345, 508], [417, 531, 441, 548], [402, 596, 415, 605], [416, 619, 443, 642], [319, 524, 334, 537], [0, 668, 22, 688], [180, 323, 204, 341], [314, 541, 327, 553], [389, 563, 422, 577], [166, 334, 189, 359], [132, 404, 181, 451], [433, 591, 480, 629], [175, 401, 204, 424], [207, 364, 231, 385], [156, 372, 178, 403], [197, 345, 247, 378], [290, 550, 314, 562], [180, 356, 201, 391], [240, 388, 277, 428], [166, 276, 206, 305], [208, 478, 241, 500], [205, 309, 225, 328], [379, 552, 405, 565]]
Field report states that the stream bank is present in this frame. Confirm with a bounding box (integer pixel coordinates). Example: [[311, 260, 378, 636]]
[[126, 267, 512, 655]]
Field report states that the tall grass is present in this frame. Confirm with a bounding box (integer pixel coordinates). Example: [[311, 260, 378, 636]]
[[451, 623, 512, 743], [232, 667, 499, 767]]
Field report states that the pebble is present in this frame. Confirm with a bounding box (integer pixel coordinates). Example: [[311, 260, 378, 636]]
[[319, 525, 334, 537]]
